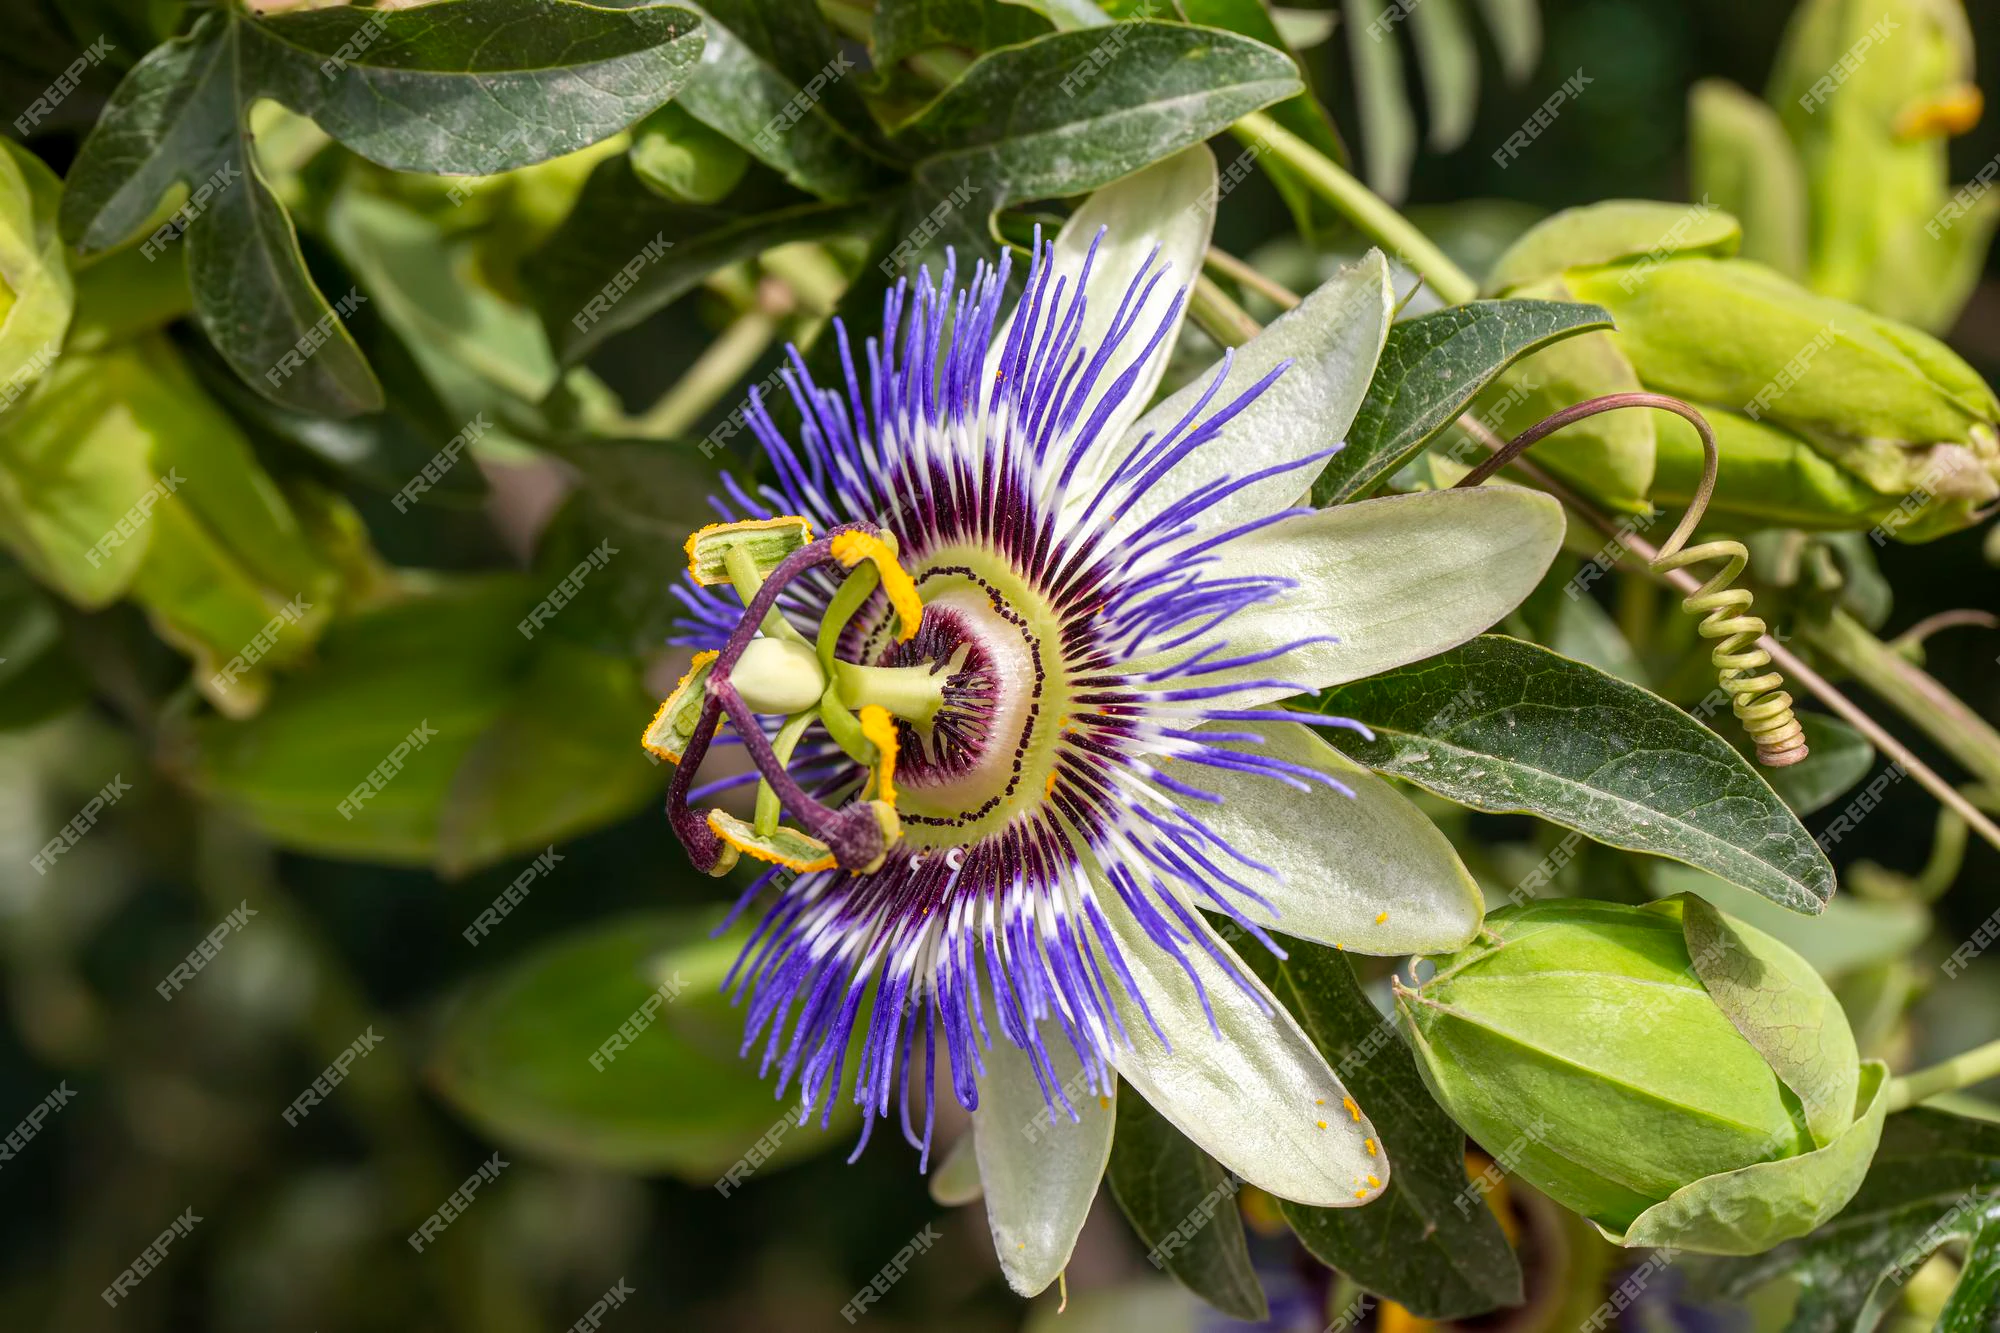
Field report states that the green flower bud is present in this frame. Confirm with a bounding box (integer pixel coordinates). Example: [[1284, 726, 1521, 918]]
[[1770, 0, 1991, 334], [1397, 897, 1890, 1254], [1487, 202, 2000, 539]]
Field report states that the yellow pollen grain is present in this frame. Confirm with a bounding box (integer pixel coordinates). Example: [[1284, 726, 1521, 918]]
[[1097, 1095, 1111, 1110], [830, 530, 923, 640], [1343, 1096, 1360, 1122], [1316, 1120, 1327, 1130], [1366, 1174, 1381, 1189], [1365, 1138, 1378, 1157], [1044, 770, 1059, 799], [1354, 1188, 1368, 1199], [857, 705, 900, 806], [1375, 911, 1389, 924], [1315, 1098, 1324, 1106]]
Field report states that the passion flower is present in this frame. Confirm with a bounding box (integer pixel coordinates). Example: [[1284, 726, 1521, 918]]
[[648, 147, 1566, 1293], [1396, 895, 1890, 1255]]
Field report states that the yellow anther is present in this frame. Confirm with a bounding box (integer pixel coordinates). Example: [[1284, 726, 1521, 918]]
[[857, 705, 900, 806], [705, 810, 837, 873], [1895, 84, 1984, 141], [641, 651, 718, 764], [830, 530, 923, 641], [684, 516, 813, 586]]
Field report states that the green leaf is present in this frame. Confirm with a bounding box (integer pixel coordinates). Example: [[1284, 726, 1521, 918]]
[[1173, 0, 1350, 234], [527, 155, 878, 363], [1341, 0, 1415, 201], [432, 912, 846, 1177], [1312, 299, 1612, 506], [891, 23, 1301, 208], [0, 139, 73, 401], [1704, 1109, 2000, 1332], [1408, 0, 1478, 151], [629, 101, 750, 205], [1733, 712, 1873, 817], [1104, 1089, 1267, 1322], [1244, 938, 1520, 1318], [1688, 80, 1808, 280], [177, 238, 489, 504], [58, 0, 704, 414], [238, 0, 705, 176], [872, 0, 1052, 72], [674, 0, 882, 200], [1472, 0, 1539, 81], [178, 578, 663, 871], [1306, 635, 1837, 912], [1939, 1214, 2000, 1333]]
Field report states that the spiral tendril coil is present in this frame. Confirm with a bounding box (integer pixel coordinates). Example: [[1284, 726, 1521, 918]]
[[1456, 391, 1809, 768]]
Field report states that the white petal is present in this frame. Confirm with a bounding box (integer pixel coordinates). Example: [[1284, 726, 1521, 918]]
[[1111, 252, 1395, 533], [971, 1022, 1116, 1295], [1161, 720, 1484, 955], [990, 145, 1216, 465], [1096, 884, 1385, 1208], [1136, 486, 1565, 703]]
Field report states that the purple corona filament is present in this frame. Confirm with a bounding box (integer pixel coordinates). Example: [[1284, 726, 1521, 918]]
[[665, 233, 1366, 1164]]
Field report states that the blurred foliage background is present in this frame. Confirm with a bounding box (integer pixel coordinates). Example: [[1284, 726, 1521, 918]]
[[3, 0, 2000, 1329]]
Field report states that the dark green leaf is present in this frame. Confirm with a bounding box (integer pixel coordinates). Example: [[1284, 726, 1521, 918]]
[[891, 23, 1300, 207], [527, 155, 879, 363], [1312, 300, 1611, 506], [178, 578, 662, 872], [432, 912, 847, 1177], [58, 0, 705, 415], [1940, 1214, 2000, 1333], [241, 0, 705, 176], [1734, 712, 1874, 817], [871, 0, 1051, 72], [1307, 635, 1836, 912], [1244, 937, 1521, 1319], [176, 239, 488, 503], [1104, 1089, 1266, 1322], [675, 0, 883, 200], [1703, 1109, 2000, 1333]]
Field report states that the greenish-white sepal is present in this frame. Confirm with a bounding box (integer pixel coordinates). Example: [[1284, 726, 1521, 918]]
[[1483, 200, 1742, 296], [1109, 251, 1394, 535], [1134, 486, 1564, 705], [970, 1020, 1115, 1295], [1159, 720, 1483, 956], [1604, 1061, 1889, 1256], [988, 145, 1216, 454], [1096, 882, 1385, 1208], [929, 1131, 985, 1206], [1675, 893, 1859, 1147], [685, 516, 812, 586]]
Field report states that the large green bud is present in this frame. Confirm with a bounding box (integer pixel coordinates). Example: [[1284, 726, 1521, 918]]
[[1770, 0, 1990, 334], [1396, 897, 1890, 1255], [1481, 201, 2000, 540]]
